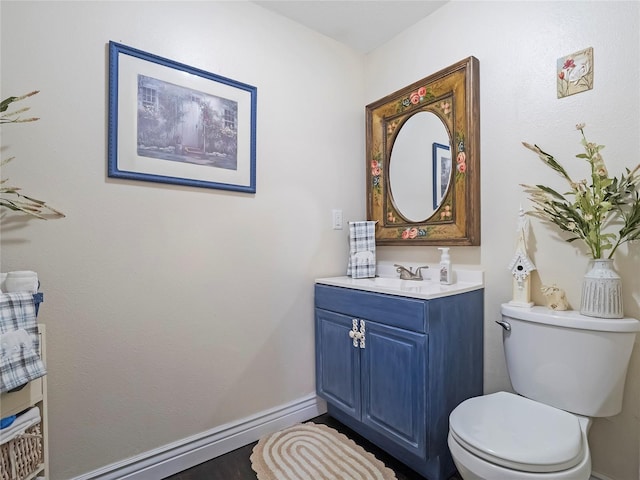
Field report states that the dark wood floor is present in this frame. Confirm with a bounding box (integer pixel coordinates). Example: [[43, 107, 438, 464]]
[[163, 413, 461, 480]]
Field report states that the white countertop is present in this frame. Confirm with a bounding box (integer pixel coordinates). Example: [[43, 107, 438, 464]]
[[316, 266, 484, 300]]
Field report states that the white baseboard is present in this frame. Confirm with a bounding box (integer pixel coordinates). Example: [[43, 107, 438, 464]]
[[71, 394, 327, 480]]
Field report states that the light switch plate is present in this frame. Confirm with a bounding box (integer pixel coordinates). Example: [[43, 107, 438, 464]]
[[332, 209, 343, 230]]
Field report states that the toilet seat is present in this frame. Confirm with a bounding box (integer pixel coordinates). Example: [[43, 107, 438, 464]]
[[449, 392, 585, 473]]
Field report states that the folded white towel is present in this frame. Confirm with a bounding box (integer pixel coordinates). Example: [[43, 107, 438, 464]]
[[0, 407, 41, 446], [1, 271, 39, 294]]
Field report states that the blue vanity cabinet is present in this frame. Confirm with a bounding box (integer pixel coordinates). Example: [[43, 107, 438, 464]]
[[315, 308, 427, 458], [315, 283, 483, 480]]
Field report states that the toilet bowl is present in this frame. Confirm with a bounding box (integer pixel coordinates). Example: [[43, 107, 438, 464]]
[[448, 392, 591, 480], [448, 304, 640, 480]]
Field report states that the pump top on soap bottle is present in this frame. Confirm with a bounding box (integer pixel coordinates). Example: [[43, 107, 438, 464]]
[[437, 248, 452, 285]]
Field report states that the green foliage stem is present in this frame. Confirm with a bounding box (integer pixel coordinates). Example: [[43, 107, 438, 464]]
[[522, 124, 640, 259]]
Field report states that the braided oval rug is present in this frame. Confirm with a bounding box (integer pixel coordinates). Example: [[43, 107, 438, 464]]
[[250, 422, 397, 480]]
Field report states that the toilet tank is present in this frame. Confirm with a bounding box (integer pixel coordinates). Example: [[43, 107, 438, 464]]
[[500, 304, 640, 417]]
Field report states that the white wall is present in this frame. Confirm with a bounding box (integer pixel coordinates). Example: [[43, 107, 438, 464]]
[[367, 2, 640, 479], [2, 1, 639, 479], [0, 2, 364, 478]]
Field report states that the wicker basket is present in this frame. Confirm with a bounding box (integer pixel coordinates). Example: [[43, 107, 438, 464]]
[[0, 423, 44, 480]]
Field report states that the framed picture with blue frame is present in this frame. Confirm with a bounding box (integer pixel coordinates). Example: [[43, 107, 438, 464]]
[[108, 41, 257, 193], [432, 142, 451, 209]]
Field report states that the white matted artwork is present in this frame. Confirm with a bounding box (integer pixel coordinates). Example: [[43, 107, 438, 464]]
[[557, 47, 593, 99], [108, 41, 257, 193]]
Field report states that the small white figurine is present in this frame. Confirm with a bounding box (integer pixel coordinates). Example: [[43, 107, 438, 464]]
[[541, 284, 569, 311]]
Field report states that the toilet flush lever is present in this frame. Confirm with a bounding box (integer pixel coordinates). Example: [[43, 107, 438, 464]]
[[495, 320, 511, 331]]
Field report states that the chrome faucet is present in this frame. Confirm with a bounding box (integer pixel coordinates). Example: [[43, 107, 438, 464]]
[[394, 264, 429, 281]]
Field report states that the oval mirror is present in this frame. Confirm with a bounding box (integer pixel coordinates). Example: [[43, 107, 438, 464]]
[[389, 111, 451, 222], [366, 56, 480, 245]]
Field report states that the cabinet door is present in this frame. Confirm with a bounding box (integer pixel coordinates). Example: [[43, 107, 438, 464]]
[[315, 309, 361, 418], [362, 321, 427, 460]]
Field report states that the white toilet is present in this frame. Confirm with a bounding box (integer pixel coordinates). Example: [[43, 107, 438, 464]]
[[448, 304, 640, 480]]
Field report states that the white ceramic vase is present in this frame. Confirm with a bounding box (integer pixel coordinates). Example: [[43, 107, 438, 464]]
[[580, 259, 623, 319]]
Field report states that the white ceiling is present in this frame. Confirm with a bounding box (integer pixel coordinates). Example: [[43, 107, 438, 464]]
[[252, 1, 449, 53]]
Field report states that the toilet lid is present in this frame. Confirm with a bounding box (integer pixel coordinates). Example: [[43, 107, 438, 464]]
[[449, 392, 584, 473]]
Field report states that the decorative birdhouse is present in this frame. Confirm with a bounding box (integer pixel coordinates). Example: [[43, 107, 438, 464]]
[[508, 207, 536, 307]]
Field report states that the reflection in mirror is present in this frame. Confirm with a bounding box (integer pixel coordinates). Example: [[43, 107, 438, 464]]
[[366, 56, 480, 245], [389, 111, 450, 222], [432, 142, 452, 210]]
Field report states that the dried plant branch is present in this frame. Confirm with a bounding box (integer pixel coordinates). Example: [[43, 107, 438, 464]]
[[1, 91, 65, 219]]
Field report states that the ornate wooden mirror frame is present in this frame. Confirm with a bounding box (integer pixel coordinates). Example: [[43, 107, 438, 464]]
[[366, 56, 480, 245]]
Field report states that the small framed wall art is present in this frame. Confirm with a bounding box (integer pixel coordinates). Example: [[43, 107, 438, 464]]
[[557, 47, 593, 99]]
